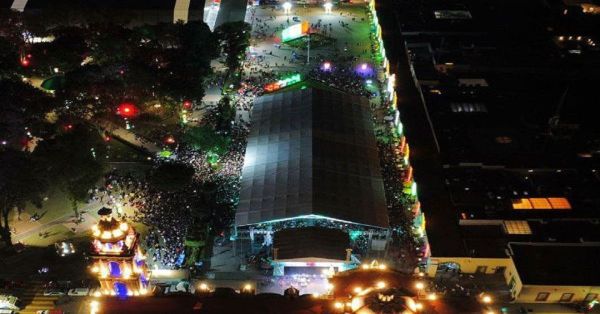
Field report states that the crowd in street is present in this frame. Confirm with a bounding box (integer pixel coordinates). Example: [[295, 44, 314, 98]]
[[308, 63, 374, 97]]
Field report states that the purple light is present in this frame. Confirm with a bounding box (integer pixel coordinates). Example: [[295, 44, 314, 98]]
[[109, 261, 121, 277], [355, 62, 374, 77], [321, 61, 332, 71]]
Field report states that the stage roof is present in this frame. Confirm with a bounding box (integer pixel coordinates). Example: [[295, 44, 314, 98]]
[[236, 86, 388, 228]]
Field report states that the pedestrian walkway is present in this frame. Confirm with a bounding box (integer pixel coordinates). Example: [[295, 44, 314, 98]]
[[94, 119, 162, 153], [13, 281, 59, 314], [13, 201, 102, 244]]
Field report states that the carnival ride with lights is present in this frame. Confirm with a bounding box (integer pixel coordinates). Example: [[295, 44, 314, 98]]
[[89, 207, 149, 297]]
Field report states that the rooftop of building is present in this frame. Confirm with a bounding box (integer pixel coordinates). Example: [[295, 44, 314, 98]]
[[509, 242, 600, 286], [236, 84, 388, 228]]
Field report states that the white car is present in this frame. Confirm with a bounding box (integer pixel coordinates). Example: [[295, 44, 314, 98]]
[[67, 288, 90, 296], [42, 290, 64, 296], [54, 242, 75, 257]]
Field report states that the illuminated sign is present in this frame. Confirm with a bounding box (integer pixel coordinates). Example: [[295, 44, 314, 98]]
[[387, 74, 396, 100], [264, 74, 302, 92], [281, 21, 309, 42]]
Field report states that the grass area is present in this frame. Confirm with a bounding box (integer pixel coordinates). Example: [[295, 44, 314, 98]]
[[20, 224, 74, 247]]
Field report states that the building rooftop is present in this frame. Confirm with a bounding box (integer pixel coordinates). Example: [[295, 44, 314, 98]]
[[236, 86, 388, 228], [510, 243, 600, 286]]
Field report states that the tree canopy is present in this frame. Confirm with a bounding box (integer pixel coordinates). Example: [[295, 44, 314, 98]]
[[33, 125, 106, 214], [183, 126, 231, 156], [0, 79, 55, 146], [0, 149, 48, 247], [215, 22, 251, 72]]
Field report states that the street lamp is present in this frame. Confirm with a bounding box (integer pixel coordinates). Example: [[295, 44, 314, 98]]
[[324, 2, 333, 14], [415, 281, 425, 299], [283, 2, 292, 15], [481, 294, 493, 304]]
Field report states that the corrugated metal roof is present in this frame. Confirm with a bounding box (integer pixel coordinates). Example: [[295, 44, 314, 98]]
[[236, 86, 388, 228]]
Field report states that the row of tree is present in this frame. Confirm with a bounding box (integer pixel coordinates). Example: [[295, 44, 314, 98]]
[[0, 125, 107, 248]]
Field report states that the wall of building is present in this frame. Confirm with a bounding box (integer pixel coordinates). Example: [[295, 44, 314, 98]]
[[426, 257, 511, 277], [515, 285, 600, 303], [504, 258, 600, 304]]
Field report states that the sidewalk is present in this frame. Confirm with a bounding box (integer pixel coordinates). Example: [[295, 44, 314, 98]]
[[13, 201, 102, 244], [500, 303, 600, 314]]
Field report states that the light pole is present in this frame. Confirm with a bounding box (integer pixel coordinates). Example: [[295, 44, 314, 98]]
[[306, 32, 310, 64], [283, 1, 292, 15], [324, 2, 333, 14]]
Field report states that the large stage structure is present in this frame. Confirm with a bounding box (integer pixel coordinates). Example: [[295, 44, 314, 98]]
[[236, 84, 390, 275]]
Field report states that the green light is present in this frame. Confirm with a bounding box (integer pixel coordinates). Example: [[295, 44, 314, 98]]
[[207, 152, 219, 165], [396, 122, 403, 136], [411, 182, 418, 196], [159, 150, 173, 158], [349, 230, 362, 241], [248, 214, 385, 228], [281, 73, 302, 86]]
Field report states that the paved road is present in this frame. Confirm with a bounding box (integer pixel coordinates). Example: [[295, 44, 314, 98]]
[[94, 119, 162, 154], [13, 201, 102, 244]]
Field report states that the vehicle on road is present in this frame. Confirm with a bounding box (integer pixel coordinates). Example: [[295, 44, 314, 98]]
[[54, 242, 75, 257], [67, 288, 89, 296]]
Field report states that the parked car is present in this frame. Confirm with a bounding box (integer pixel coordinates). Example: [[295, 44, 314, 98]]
[[54, 242, 75, 257], [42, 290, 64, 297], [67, 288, 90, 296]]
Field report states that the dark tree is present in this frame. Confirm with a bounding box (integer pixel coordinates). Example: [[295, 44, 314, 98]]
[[183, 126, 230, 156], [0, 79, 55, 146], [0, 149, 48, 248], [215, 22, 251, 72], [34, 125, 106, 217], [156, 22, 217, 103], [213, 95, 236, 131], [148, 162, 195, 192], [26, 26, 88, 76], [87, 24, 135, 66], [0, 37, 20, 79]]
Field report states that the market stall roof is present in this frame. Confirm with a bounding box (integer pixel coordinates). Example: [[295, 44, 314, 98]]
[[236, 86, 388, 228], [273, 227, 349, 261]]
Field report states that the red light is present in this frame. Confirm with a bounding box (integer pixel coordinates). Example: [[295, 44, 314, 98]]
[[165, 136, 176, 144], [20, 59, 30, 67], [104, 136, 111, 142], [117, 103, 138, 118], [183, 100, 192, 109], [26, 54, 32, 58]]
